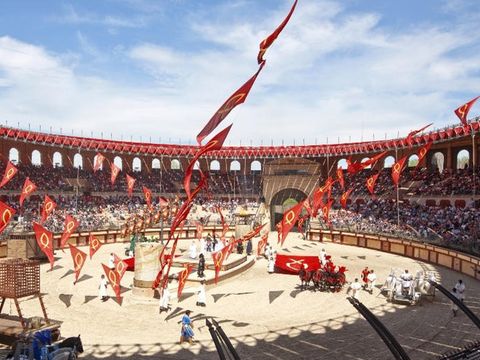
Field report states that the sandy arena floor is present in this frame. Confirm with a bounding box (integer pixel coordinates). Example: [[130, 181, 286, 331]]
[[7, 233, 480, 359]]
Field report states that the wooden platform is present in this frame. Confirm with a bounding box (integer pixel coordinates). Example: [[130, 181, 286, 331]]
[[0, 314, 61, 344]]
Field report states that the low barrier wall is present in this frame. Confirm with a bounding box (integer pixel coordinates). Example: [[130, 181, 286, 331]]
[[307, 228, 480, 280]]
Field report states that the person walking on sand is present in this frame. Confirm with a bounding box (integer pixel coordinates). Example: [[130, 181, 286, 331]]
[[180, 310, 195, 344], [99, 274, 108, 302]]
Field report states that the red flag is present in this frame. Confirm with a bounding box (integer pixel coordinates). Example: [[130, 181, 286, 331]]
[[186, 125, 232, 199], [312, 187, 325, 217], [257, 0, 298, 64], [366, 173, 380, 195], [0, 161, 18, 188], [113, 254, 128, 280], [19, 178, 37, 206], [337, 168, 345, 190], [68, 244, 87, 283], [169, 201, 193, 239], [257, 233, 268, 257], [347, 152, 387, 174], [177, 264, 193, 299], [60, 215, 79, 248], [340, 189, 353, 209], [321, 199, 334, 224], [196, 62, 264, 145], [142, 186, 152, 209], [126, 174, 136, 197], [110, 163, 121, 185], [303, 198, 313, 217], [0, 201, 15, 235], [275, 254, 321, 274], [406, 123, 432, 146], [415, 141, 433, 169], [102, 264, 121, 300], [89, 233, 102, 259], [279, 200, 305, 246], [195, 222, 204, 240], [346, 158, 365, 174], [33, 222, 54, 269], [455, 96, 479, 126], [41, 195, 57, 224], [392, 155, 408, 185], [94, 153, 105, 172], [211, 246, 229, 285]]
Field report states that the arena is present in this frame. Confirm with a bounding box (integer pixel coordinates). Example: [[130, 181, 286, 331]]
[[1, 1, 480, 359]]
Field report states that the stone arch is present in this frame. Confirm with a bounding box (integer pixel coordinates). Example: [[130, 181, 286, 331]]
[[114, 156, 123, 170], [73, 153, 83, 169], [53, 152, 63, 168], [337, 158, 348, 170], [171, 159, 180, 170], [8, 148, 19, 164], [230, 160, 241, 171], [210, 160, 220, 171], [269, 188, 308, 231], [250, 160, 262, 171], [361, 157, 371, 169], [152, 158, 161, 169], [31, 150, 42, 166], [431, 152, 444, 173], [193, 161, 200, 170], [133, 157, 142, 172], [456, 149, 470, 170], [383, 156, 395, 168], [93, 154, 104, 171], [408, 154, 419, 168]]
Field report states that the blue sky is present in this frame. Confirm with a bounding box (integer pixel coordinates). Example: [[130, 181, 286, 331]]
[[0, 0, 479, 145]]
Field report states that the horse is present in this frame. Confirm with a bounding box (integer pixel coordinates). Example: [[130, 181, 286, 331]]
[[48, 335, 84, 360], [298, 267, 313, 290]]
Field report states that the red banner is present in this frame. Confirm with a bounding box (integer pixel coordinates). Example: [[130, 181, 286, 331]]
[[177, 264, 193, 299], [60, 215, 79, 248], [415, 141, 433, 170], [340, 189, 353, 209], [455, 96, 479, 126], [19, 177, 37, 206], [126, 174, 136, 197], [240, 223, 266, 242], [337, 168, 345, 190], [211, 246, 229, 284], [366, 173, 380, 195], [69, 244, 87, 283], [41, 195, 57, 224], [33, 222, 54, 269], [89, 233, 102, 259], [257, 233, 268, 257], [0, 161, 18, 188], [279, 200, 305, 246], [102, 264, 121, 300], [275, 254, 320, 274], [392, 155, 408, 185], [110, 163, 121, 185], [113, 253, 128, 280], [94, 153, 105, 172], [257, 0, 298, 64], [321, 199, 334, 224], [0, 201, 15, 235], [143, 186, 152, 209], [406, 123, 432, 146]]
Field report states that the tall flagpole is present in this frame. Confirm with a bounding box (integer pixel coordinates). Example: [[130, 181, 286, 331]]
[[471, 124, 476, 198], [395, 146, 400, 227]]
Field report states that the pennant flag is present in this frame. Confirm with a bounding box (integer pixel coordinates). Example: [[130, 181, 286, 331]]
[[60, 215, 79, 248], [321, 199, 334, 224], [312, 187, 325, 217], [195, 222, 203, 240], [110, 163, 121, 185], [102, 264, 121, 300], [240, 223, 266, 242], [41, 195, 57, 224], [94, 153, 105, 172], [340, 189, 353, 209], [276, 222, 282, 243], [366, 173, 380, 195], [89, 233, 102, 259], [415, 141, 433, 169], [169, 201, 193, 239], [126, 174, 136, 197], [68, 244, 87, 283], [257, 0, 298, 64], [196, 62, 264, 145], [279, 200, 305, 246], [257, 233, 268, 257], [19, 178, 37, 206], [337, 168, 345, 190], [33, 222, 54, 269], [142, 186, 152, 209], [0, 201, 15, 235], [177, 264, 193, 299], [347, 152, 387, 174], [455, 96, 479, 126], [297, 215, 307, 233], [392, 155, 408, 185], [0, 161, 18, 188], [303, 198, 313, 217], [186, 126, 232, 199], [346, 158, 364, 175], [211, 246, 229, 285], [113, 254, 128, 280], [406, 123, 432, 146]]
